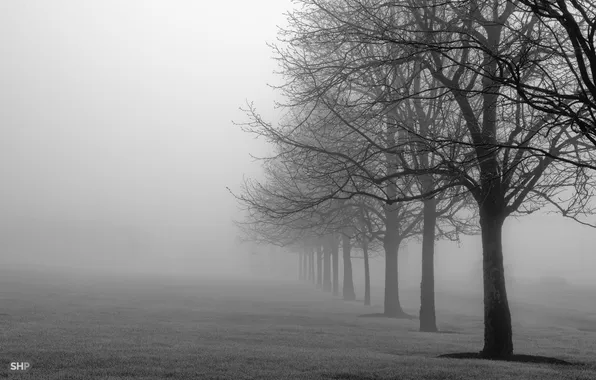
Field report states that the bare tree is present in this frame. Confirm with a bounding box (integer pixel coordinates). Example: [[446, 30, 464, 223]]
[[233, 0, 596, 359], [497, 0, 596, 152]]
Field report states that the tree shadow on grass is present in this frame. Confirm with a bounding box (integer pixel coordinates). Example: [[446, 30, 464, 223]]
[[438, 352, 577, 366]]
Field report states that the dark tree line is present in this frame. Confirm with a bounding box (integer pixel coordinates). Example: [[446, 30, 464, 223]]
[[232, 0, 596, 360]]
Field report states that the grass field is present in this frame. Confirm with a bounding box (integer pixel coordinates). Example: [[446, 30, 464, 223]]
[[0, 267, 595, 379]]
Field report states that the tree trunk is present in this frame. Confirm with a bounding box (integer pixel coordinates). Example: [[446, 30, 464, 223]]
[[383, 225, 404, 317], [480, 206, 513, 357], [382, 109, 405, 317], [419, 197, 438, 332], [413, 61, 438, 331], [323, 238, 332, 292], [331, 235, 340, 296], [362, 236, 371, 306], [342, 234, 356, 301], [477, 33, 513, 356], [316, 245, 323, 289]]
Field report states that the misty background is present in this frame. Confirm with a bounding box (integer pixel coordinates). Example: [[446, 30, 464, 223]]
[[0, 0, 594, 285]]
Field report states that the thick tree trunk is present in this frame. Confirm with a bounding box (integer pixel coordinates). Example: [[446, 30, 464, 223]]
[[316, 245, 323, 289], [298, 252, 304, 281], [382, 112, 405, 317], [419, 197, 437, 332], [480, 207, 513, 357], [342, 234, 356, 301], [362, 236, 371, 306], [473, 25, 512, 358], [331, 235, 340, 296], [323, 238, 332, 292], [383, 226, 404, 317]]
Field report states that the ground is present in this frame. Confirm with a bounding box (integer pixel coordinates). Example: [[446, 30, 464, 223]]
[[0, 267, 595, 379]]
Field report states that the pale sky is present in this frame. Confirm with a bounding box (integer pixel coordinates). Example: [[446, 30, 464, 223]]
[[0, 1, 594, 281], [0, 0, 287, 272]]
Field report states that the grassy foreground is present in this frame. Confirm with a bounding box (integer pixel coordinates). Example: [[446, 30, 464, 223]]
[[0, 268, 595, 379]]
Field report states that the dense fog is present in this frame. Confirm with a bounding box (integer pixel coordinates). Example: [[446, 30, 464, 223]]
[[0, 0, 287, 276], [0, 0, 594, 286]]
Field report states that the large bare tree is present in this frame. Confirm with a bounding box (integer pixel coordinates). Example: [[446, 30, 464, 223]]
[[234, 0, 596, 359]]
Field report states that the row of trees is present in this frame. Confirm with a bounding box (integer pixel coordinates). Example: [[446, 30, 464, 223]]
[[231, 0, 596, 359]]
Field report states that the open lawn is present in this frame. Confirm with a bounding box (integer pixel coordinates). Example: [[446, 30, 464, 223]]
[[0, 268, 595, 379]]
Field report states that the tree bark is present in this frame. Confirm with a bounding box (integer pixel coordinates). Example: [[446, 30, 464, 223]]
[[419, 197, 437, 332], [342, 234, 356, 301], [477, 27, 513, 357], [362, 236, 371, 306], [323, 238, 332, 292], [331, 235, 340, 296], [382, 104, 405, 317], [316, 244, 323, 289], [383, 220, 405, 317], [480, 205, 513, 357]]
